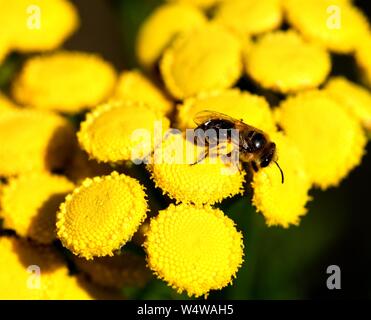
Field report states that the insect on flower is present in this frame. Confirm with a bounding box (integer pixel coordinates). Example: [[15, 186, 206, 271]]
[[192, 110, 284, 183]]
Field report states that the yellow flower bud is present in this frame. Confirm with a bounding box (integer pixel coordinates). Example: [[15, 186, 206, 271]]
[[136, 3, 206, 69], [0, 172, 74, 244], [160, 23, 242, 99], [284, 0, 370, 53], [12, 51, 117, 113], [275, 90, 366, 189], [252, 133, 311, 227], [144, 204, 244, 297], [245, 30, 331, 93], [56, 172, 148, 259], [214, 0, 283, 36]]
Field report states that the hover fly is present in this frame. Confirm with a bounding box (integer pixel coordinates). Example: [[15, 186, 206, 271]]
[[192, 110, 284, 183]]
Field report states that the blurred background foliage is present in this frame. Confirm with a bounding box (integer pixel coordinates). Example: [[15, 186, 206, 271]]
[[1, 0, 370, 299]]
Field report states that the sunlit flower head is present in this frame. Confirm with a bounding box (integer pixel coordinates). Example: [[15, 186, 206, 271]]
[[214, 0, 283, 37], [0, 0, 79, 52], [283, 0, 370, 53], [136, 2, 206, 69], [176, 88, 276, 135], [275, 90, 366, 189], [12, 51, 117, 113], [355, 36, 371, 88], [245, 30, 331, 93], [0, 109, 74, 177], [56, 172, 148, 259], [113, 70, 173, 115], [0, 172, 74, 244], [0, 93, 18, 113], [148, 133, 245, 206], [144, 204, 244, 297], [78, 100, 170, 163], [0, 236, 92, 299], [0, 34, 9, 64], [325, 77, 371, 130], [166, 0, 220, 9], [160, 23, 242, 99], [252, 133, 312, 227]]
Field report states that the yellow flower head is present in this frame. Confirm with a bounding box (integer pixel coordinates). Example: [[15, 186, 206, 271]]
[[166, 0, 220, 9], [144, 204, 244, 297], [284, 0, 370, 53], [65, 147, 112, 184], [0, 93, 18, 113], [0, 236, 92, 299], [148, 133, 245, 206], [245, 30, 331, 93], [136, 3, 206, 69], [252, 133, 311, 227], [73, 252, 152, 289], [160, 23, 243, 99], [1, 0, 79, 52], [113, 70, 173, 115], [275, 90, 366, 189], [325, 77, 371, 130], [355, 36, 371, 88], [0, 172, 74, 244], [177, 88, 277, 135], [0, 33, 9, 64], [12, 51, 117, 113], [214, 0, 283, 36], [0, 109, 74, 177], [78, 100, 170, 163], [56, 171, 148, 259]]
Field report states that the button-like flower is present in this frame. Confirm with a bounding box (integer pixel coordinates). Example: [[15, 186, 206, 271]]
[[284, 0, 370, 53], [176, 88, 276, 135], [214, 0, 283, 36], [275, 90, 366, 189], [252, 133, 311, 227], [0, 109, 74, 177], [78, 100, 170, 163], [113, 70, 173, 115], [0, 172, 74, 244], [12, 51, 117, 113], [56, 172, 148, 259], [0, 0, 78, 53], [160, 23, 242, 99], [148, 133, 245, 206], [245, 30, 331, 93], [325, 77, 371, 130], [136, 3, 206, 69], [144, 204, 244, 297], [0, 236, 92, 299]]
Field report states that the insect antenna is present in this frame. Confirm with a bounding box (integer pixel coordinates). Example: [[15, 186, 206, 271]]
[[274, 161, 284, 184]]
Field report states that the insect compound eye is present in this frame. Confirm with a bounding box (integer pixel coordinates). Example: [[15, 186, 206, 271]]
[[260, 156, 271, 168], [250, 133, 266, 151]]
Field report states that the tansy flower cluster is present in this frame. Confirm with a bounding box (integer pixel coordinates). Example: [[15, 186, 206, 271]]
[[0, 0, 371, 299]]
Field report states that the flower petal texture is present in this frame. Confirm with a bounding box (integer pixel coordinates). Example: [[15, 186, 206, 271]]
[[252, 133, 311, 227], [56, 172, 148, 259], [12, 51, 117, 113], [0, 172, 74, 244], [160, 23, 242, 99], [148, 133, 245, 205], [78, 100, 170, 163], [144, 204, 244, 297], [245, 30, 331, 93], [275, 90, 366, 189]]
